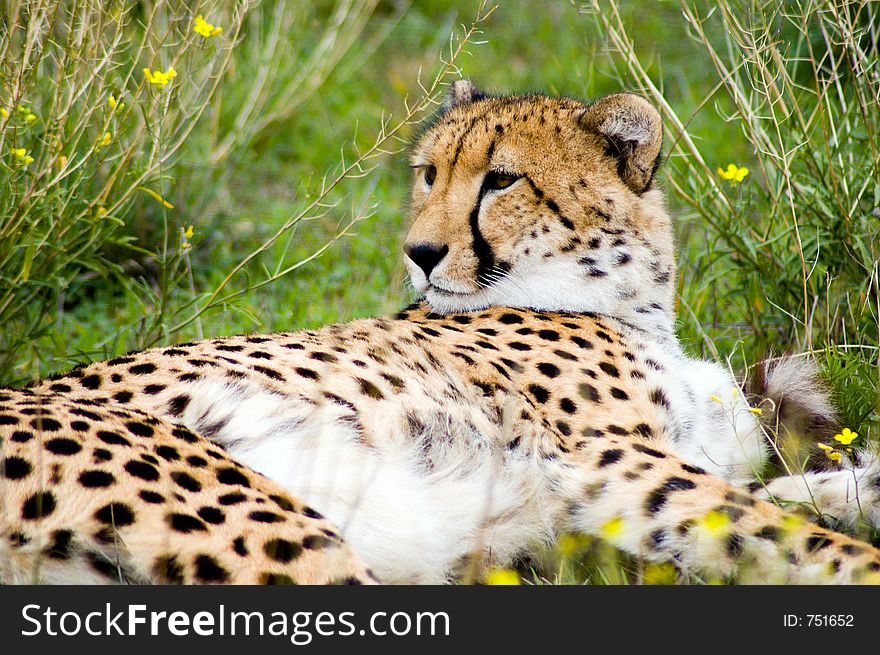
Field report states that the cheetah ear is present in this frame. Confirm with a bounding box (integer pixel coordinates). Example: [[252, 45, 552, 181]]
[[579, 93, 663, 194], [441, 80, 487, 112]]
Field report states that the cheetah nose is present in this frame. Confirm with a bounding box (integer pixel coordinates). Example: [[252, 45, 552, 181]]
[[404, 243, 449, 279]]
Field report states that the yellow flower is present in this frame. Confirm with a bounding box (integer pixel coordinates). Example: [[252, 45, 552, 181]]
[[193, 15, 223, 38], [143, 67, 177, 87], [138, 185, 174, 209], [24, 113, 36, 123], [833, 428, 858, 446], [600, 516, 625, 541], [699, 510, 731, 535], [709, 394, 722, 403], [11, 147, 34, 166], [484, 568, 520, 585], [748, 407, 763, 416], [184, 225, 194, 239], [817, 442, 842, 462], [717, 163, 749, 183], [108, 94, 125, 112], [0, 107, 8, 118], [643, 562, 677, 585], [98, 132, 112, 147], [56, 155, 68, 168]]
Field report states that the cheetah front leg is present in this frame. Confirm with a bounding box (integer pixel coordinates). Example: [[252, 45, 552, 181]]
[[557, 436, 880, 583]]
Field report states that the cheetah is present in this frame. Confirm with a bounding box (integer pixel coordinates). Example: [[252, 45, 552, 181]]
[[8, 82, 880, 584], [0, 389, 375, 584]]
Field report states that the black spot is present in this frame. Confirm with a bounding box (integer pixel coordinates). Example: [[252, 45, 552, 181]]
[[124, 459, 160, 481], [248, 511, 284, 523], [508, 341, 532, 351], [79, 470, 115, 488], [270, 495, 296, 512], [632, 443, 666, 459], [263, 538, 303, 563], [537, 329, 560, 341], [726, 533, 745, 558], [80, 374, 102, 389], [163, 349, 189, 356], [261, 573, 297, 585], [156, 445, 180, 461], [303, 535, 331, 550], [11, 430, 34, 442], [610, 387, 629, 400], [45, 438, 82, 455], [755, 525, 781, 542], [649, 388, 671, 409], [253, 365, 285, 381], [153, 555, 185, 584], [599, 449, 625, 467], [139, 490, 165, 504], [499, 312, 523, 324], [2, 456, 32, 479], [86, 551, 123, 579], [724, 491, 756, 507], [645, 477, 696, 514], [126, 421, 154, 438], [172, 471, 202, 493], [528, 384, 550, 403], [681, 464, 707, 475], [556, 421, 572, 436], [634, 423, 653, 438], [94, 502, 135, 527], [113, 391, 133, 403], [218, 492, 247, 505], [537, 362, 561, 378], [168, 513, 208, 533], [129, 363, 157, 375], [49, 383, 72, 393], [807, 535, 832, 551], [217, 467, 251, 487], [295, 367, 320, 380], [302, 506, 324, 520], [31, 417, 62, 432], [186, 455, 208, 468], [47, 529, 74, 559], [233, 537, 249, 556], [357, 378, 385, 400], [98, 431, 130, 446], [559, 398, 577, 414], [578, 383, 601, 402], [144, 384, 166, 395], [197, 506, 226, 524], [194, 555, 230, 583], [93, 448, 112, 462], [172, 427, 198, 443], [598, 362, 619, 378]]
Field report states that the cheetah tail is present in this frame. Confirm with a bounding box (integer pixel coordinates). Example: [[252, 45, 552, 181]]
[[746, 354, 836, 468]]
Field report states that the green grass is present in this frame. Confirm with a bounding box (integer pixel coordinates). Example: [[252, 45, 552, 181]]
[[1, 0, 878, 583]]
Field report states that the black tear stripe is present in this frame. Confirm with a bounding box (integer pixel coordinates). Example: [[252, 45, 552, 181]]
[[469, 187, 495, 286]]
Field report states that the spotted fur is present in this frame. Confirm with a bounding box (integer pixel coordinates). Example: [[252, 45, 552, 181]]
[[8, 84, 880, 584], [0, 389, 374, 584]]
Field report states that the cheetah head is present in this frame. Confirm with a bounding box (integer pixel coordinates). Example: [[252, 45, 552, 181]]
[[404, 81, 675, 334]]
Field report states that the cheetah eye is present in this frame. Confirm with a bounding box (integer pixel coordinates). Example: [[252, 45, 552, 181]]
[[423, 165, 437, 186], [483, 171, 519, 191]]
